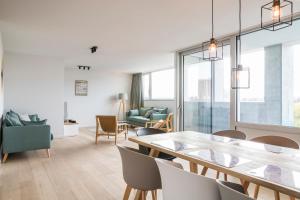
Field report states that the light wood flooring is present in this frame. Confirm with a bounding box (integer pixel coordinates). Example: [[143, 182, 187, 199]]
[[0, 128, 295, 200]]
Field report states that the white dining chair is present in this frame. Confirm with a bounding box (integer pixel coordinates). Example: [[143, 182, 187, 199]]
[[217, 180, 254, 200], [155, 158, 221, 200]]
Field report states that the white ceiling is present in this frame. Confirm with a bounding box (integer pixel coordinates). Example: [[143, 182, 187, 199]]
[[0, 0, 299, 73]]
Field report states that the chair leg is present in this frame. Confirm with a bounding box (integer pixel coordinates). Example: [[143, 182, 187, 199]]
[[123, 185, 132, 200], [224, 173, 228, 181], [115, 133, 117, 145], [274, 191, 280, 200], [189, 162, 198, 174], [95, 134, 98, 144], [254, 185, 260, 199], [2, 153, 8, 163], [46, 149, 51, 158], [134, 190, 142, 200]]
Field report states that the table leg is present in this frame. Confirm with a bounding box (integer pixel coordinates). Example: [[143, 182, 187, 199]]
[[149, 149, 159, 157], [189, 162, 198, 174], [240, 179, 250, 195]]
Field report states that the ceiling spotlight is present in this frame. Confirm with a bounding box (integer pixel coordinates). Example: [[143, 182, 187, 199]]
[[90, 46, 98, 53], [78, 65, 91, 70]]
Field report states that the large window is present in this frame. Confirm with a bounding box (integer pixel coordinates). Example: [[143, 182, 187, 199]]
[[238, 20, 300, 128], [143, 68, 175, 100], [183, 45, 231, 133]]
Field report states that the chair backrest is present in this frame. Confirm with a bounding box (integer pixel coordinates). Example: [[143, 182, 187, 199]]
[[97, 115, 117, 132], [166, 113, 174, 131], [251, 136, 299, 149], [136, 128, 166, 136], [117, 146, 161, 191], [155, 159, 221, 200], [213, 130, 246, 140], [217, 180, 254, 200]]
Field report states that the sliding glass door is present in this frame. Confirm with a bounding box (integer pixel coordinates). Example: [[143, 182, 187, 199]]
[[182, 45, 231, 133]]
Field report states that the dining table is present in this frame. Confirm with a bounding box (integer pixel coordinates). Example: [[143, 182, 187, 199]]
[[128, 131, 300, 199]]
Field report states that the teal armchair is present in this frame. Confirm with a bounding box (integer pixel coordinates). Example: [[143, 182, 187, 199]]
[[2, 124, 52, 162]]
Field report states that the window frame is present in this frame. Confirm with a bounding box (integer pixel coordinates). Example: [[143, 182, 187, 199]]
[[176, 15, 300, 134], [143, 68, 176, 101]]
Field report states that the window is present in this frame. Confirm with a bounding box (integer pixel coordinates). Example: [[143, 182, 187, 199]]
[[238, 20, 300, 128], [142, 68, 175, 100]]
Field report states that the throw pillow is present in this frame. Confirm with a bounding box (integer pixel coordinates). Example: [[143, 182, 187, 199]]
[[6, 110, 23, 126], [29, 114, 39, 122], [144, 110, 154, 118], [22, 119, 47, 126], [139, 107, 152, 116], [128, 109, 139, 116]]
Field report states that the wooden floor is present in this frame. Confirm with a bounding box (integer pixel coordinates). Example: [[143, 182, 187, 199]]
[[0, 128, 295, 200]]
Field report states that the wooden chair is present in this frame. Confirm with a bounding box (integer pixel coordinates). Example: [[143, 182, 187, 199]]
[[95, 115, 127, 145], [250, 136, 299, 200], [203, 130, 247, 181], [146, 113, 174, 132]]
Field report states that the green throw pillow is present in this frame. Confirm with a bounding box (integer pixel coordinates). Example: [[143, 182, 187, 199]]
[[144, 110, 154, 118], [128, 109, 139, 116], [5, 110, 23, 126], [29, 114, 40, 122], [22, 119, 47, 126]]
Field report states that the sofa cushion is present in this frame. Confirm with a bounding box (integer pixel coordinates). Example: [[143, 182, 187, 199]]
[[153, 107, 168, 114], [5, 111, 23, 126], [128, 116, 150, 124], [139, 107, 152, 116], [22, 119, 47, 126], [128, 109, 139, 116]]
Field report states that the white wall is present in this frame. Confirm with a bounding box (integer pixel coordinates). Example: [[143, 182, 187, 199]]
[[3, 52, 64, 137], [64, 68, 131, 127]]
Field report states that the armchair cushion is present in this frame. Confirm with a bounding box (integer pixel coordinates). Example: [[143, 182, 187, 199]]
[[127, 116, 150, 124]]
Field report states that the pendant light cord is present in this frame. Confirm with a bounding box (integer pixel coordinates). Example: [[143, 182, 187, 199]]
[[238, 0, 242, 65], [212, 0, 214, 38]]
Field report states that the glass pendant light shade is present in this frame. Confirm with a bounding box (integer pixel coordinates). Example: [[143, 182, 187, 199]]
[[231, 0, 250, 90], [202, 0, 223, 61], [231, 64, 250, 89], [261, 0, 293, 31]]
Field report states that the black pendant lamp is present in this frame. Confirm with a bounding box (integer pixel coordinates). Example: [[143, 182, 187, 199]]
[[261, 0, 293, 31], [232, 0, 250, 89], [202, 0, 223, 61]]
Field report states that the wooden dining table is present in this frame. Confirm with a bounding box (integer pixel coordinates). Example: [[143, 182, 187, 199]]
[[128, 131, 300, 198]]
